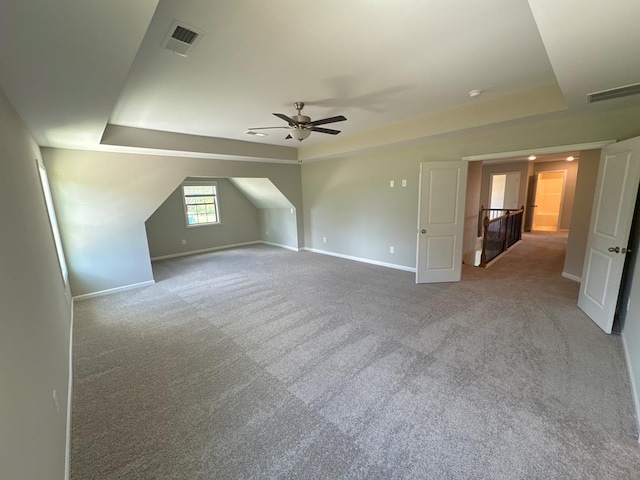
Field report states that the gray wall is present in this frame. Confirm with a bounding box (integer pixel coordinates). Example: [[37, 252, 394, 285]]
[[145, 178, 260, 259], [260, 208, 299, 249], [43, 148, 303, 296], [302, 152, 419, 268], [22, 94, 640, 448], [564, 150, 601, 279], [301, 105, 640, 272], [624, 212, 640, 432], [0, 89, 72, 478], [533, 159, 579, 230]]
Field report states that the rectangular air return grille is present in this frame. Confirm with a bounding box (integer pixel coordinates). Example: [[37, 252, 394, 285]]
[[587, 82, 640, 103], [171, 25, 198, 44], [162, 21, 204, 57]]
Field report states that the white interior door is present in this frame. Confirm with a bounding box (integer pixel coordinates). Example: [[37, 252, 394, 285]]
[[503, 172, 520, 210], [578, 136, 640, 333], [416, 161, 467, 283]]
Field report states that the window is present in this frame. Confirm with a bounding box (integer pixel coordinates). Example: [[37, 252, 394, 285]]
[[182, 182, 220, 226], [36, 159, 69, 284]]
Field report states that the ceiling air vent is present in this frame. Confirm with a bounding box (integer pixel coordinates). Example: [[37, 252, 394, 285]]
[[161, 21, 204, 57], [587, 82, 640, 104]]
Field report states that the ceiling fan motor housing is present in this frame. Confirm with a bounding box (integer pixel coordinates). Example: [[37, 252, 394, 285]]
[[293, 115, 311, 125]]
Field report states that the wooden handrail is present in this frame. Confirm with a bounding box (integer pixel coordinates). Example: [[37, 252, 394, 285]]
[[478, 205, 523, 236], [485, 207, 524, 224]]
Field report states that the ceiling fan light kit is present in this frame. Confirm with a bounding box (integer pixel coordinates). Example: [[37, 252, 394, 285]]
[[289, 128, 311, 141], [248, 101, 347, 141]]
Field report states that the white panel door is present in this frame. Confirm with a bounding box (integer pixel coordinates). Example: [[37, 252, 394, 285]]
[[416, 161, 467, 283], [578, 137, 640, 333], [503, 172, 520, 210]]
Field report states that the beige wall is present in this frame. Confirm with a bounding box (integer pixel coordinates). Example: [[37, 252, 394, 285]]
[[463, 161, 483, 264], [563, 150, 601, 279], [0, 89, 72, 478], [43, 148, 302, 296], [145, 178, 260, 259]]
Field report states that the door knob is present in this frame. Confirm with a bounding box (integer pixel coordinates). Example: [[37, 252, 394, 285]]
[[421, 229, 426, 234], [608, 246, 620, 253]]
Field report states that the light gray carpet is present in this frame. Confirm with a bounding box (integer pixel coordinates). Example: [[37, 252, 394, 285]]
[[71, 233, 640, 479]]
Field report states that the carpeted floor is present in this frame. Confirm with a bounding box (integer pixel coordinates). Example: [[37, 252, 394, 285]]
[[71, 233, 640, 479]]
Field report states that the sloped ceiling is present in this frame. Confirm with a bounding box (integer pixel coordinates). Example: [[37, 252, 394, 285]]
[[1, 0, 639, 162], [229, 178, 294, 209]]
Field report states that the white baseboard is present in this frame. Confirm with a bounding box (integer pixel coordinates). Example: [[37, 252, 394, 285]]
[[73, 280, 156, 301], [79, 242, 296, 301], [151, 241, 261, 261], [303, 247, 416, 273], [261, 241, 299, 252], [562, 271, 582, 283], [64, 299, 74, 480], [621, 333, 640, 443]]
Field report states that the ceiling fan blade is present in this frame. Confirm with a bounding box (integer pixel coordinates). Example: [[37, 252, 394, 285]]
[[307, 115, 347, 127], [248, 126, 289, 130], [285, 134, 292, 139], [310, 126, 341, 135], [273, 113, 299, 126]]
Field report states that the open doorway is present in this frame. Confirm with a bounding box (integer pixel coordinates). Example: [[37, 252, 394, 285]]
[[531, 170, 566, 232], [463, 150, 586, 270], [489, 172, 520, 210]]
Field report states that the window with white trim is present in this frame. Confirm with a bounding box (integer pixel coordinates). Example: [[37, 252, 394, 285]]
[[182, 182, 220, 227], [36, 159, 69, 284]]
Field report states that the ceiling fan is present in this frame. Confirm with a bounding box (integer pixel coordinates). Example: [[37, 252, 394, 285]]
[[248, 102, 346, 141]]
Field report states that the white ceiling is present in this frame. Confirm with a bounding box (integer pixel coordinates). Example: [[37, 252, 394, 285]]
[[1, 0, 640, 160], [528, 0, 640, 109]]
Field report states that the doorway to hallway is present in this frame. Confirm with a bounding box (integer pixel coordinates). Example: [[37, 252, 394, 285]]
[[531, 170, 566, 232]]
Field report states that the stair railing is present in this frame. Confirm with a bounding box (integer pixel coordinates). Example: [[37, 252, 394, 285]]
[[479, 205, 524, 266]]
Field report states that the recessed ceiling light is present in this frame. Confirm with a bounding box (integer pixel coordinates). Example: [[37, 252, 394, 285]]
[[566, 155, 575, 161], [469, 89, 482, 98], [528, 155, 536, 161], [245, 131, 268, 137]]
